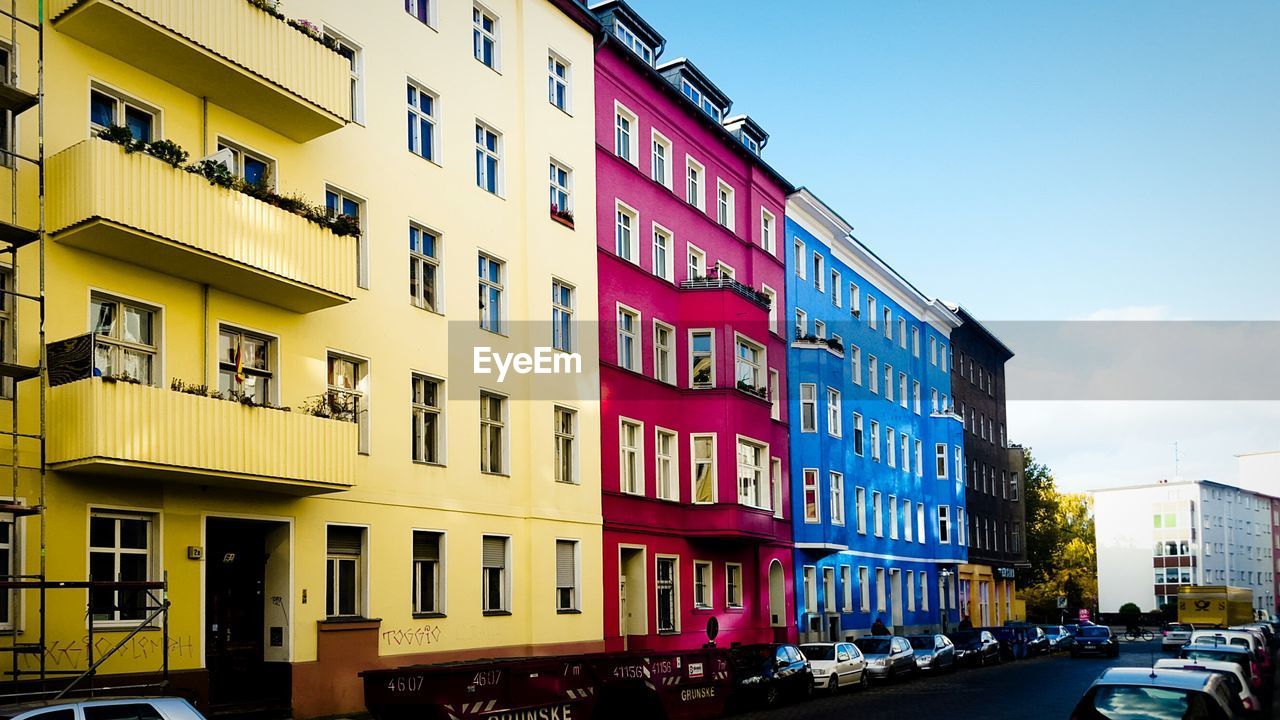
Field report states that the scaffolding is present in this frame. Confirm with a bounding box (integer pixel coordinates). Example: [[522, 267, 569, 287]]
[[0, 0, 170, 701]]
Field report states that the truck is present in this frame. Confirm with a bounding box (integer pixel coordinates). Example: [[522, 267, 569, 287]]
[[362, 648, 734, 720], [1177, 585, 1256, 628]]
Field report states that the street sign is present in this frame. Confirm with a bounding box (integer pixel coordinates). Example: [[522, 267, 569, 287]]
[[1056, 596, 1068, 610], [1078, 608, 1091, 623]]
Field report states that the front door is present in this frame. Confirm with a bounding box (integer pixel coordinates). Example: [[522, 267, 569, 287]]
[[619, 576, 628, 651], [205, 518, 289, 710]]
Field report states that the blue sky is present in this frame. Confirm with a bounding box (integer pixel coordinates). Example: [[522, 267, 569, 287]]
[[629, 0, 1280, 490]]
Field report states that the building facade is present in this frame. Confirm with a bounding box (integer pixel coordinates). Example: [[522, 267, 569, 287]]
[[1238, 451, 1280, 617], [591, 0, 796, 652], [2, 1, 604, 716], [1095, 480, 1275, 616], [786, 189, 966, 641], [947, 306, 1027, 627]]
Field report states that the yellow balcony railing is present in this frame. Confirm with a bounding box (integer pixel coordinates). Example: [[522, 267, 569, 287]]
[[49, 139, 356, 312], [49, 378, 357, 494], [49, 0, 350, 140]]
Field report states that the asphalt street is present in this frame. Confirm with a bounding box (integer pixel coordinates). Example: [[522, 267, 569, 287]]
[[729, 640, 1278, 720]]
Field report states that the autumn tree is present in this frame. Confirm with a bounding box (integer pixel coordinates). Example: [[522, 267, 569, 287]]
[[1016, 448, 1099, 620]]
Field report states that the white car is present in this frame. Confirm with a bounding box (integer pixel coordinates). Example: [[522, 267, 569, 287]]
[[1193, 628, 1271, 673], [0, 697, 206, 720], [1155, 657, 1263, 715], [799, 641, 867, 693]]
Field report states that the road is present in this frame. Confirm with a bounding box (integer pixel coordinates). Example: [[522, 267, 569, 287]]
[[729, 640, 1278, 720]]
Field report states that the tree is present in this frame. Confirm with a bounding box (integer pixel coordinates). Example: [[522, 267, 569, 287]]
[[1017, 449, 1098, 621], [1119, 603, 1141, 615]]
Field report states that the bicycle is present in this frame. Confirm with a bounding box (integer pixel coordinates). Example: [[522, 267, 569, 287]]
[[1124, 626, 1154, 642]]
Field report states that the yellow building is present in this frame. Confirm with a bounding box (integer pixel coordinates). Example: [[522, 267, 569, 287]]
[[0, 0, 602, 716]]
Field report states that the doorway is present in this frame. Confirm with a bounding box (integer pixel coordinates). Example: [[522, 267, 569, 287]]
[[205, 517, 291, 711], [618, 547, 647, 649], [889, 569, 903, 631]]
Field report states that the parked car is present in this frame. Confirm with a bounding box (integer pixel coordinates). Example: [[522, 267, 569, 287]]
[[799, 642, 867, 693], [1162, 622, 1196, 651], [1179, 644, 1264, 693], [1071, 625, 1120, 658], [853, 636, 916, 683], [731, 643, 814, 707], [1155, 657, 1263, 717], [979, 625, 1050, 660], [0, 698, 206, 720], [907, 634, 956, 673], [1239, 622, 1277, 652], [1040, 624, 1074, 652], [1192, 629, 1272, 681], [946, 630, 1002, 667], [1069, 667, 1243, 720]]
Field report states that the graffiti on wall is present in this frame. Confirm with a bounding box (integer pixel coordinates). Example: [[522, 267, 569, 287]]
[[381, 625, 443, 647], [14, 634, 195, 669]]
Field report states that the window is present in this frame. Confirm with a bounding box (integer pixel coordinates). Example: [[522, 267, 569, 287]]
[[653, 321, 675, 384], [651, 130, 672, 187], [548, 160, 573, 220], [886, 427, 896, 468], [870, 420, 881, 461], [761, 209, 776, 253], [411, 374, 443, 464], [883, 307, 892, 338], [771, 458, 784, 519], [407, 223, 442, 312], [900, 434, 910, 474], [840, 566, 853, 612], [915, 440, 923, 477], [826, 388, 842, 437], [548, 279, 575, 353], [853, 413, 864, 456], [477, 252, 504, 333], [930, 337, 938, 365], [868, 355, 879, 395], [475, 123, 502, 194], [616, 305, 640, 371], [1010, 473, 1020, 501], [935, 444, 948, 479], [326, 525, 364, 618], [803, 469, 820, 523], [473, 5, 498, 68], [735, 335, 764, 392], [873, 491, 883, 537], [899, 372, 908, 409], [656, 558, 677, 632], [479, 391, 507, 474], [904, 500, 913, 542], [406, 0, 435, 25], [619, 419, 643, 494], [931, 388, 939, 413], [547, 52, 570, 111], [614, 103, 638, 163], [830, 269, 842, 306], [554, 406, 577, 484], [91, 294, 157, 385], [555, 539, 579, 611], [686, 157, 704, 209], [614, 203, 638, 262], [883, 363, 893, 401], [889, 496, 899, 539], [690, 330, 714, 388], [325, 186, 366, 288], [412, 531, 442, 614], [917, 504, 926, 543], [692, 434, 716, 504], [912, 381, 921, 415], [911, 327, 920, 357], [614, 19, 653, 64], [906, 571, 915, 612], [856, 487, 867, 534], [799, 383, 817, 432], [794, 309, 807, 339], [315, 352, 364, 450], [88, 512, 153, 623], [655, 428, 678, 500], [769, 369, 781, 420], [955, 446, 963, 482], [830, 472, 845, 526], [726, 564, 743, 608], [716, 181, 734, 229], [794, 238, 806, 278], [812, 252, 825, 291], [686, 242, 706, 281], [849, 345, 862, 385], [407, 82, 437, 161], [938, 506, 952, 544], [651, 225, 674, 281], [737, 439, 768, 509], [89, 85, 155, 141], [482, 535, 509, 613], [814, 320, 825, 338], [898, 317, 906, 348], [868, 296, 878, 329], [694, 561, 712, 609], [859, 567, 870, 611], [216, 138, 273, 187], [214, 326, 272, 404], [681, 79, 722, 120]]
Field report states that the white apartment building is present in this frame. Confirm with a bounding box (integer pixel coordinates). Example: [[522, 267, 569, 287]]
[[1095, 479, 1274, 616]]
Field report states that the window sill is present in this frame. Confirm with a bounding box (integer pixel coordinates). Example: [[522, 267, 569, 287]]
[[657, 630, 681, 636], [692, 606, 713, 613], [550, 214, 576, 229], [725, 606, 744, 613], [481, 471, 511, 478], [557, 609, 582, 615], [409, 301, 445, 317], [483, 610, 512, 617], [412, 612, 447, 620], [408, 150, 443, 168], [412, 460, 446, 468]]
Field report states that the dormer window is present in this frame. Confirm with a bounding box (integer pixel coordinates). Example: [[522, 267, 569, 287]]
[[681, 80, 721, 120], [614, 20, 654, 65], [740, 134, 760, 155]]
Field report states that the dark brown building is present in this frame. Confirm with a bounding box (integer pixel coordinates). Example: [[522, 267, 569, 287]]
[[947, 306, 1028, 625]]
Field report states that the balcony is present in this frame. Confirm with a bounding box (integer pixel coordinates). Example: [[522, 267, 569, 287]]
[[49, 139, 356, 312], [680, 276, 772, 310], [604, 493, 784, 541], [48, 377, 357, 495], [49, 0, 350, 141]]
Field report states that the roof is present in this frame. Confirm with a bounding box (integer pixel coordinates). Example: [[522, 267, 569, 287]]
[[589, 0, 663, 52], [722, 114, 769, 148], [657, 57, 733, 113], [943, 303, 1015, 360], [1094, 667, 1221, 691], [549, 0, 601, 34], [1091, 477, 1278, 499], [1181, 643, 1252, 656]]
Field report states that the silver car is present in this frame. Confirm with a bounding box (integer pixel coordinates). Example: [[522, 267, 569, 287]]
[[800, 642, 868, 693], [854, 635, 916, 682], [908, 634, 957, 673], [0, 697, 206, 720]]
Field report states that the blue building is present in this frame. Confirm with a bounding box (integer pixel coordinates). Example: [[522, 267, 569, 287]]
[[785, 189, 967, 642]]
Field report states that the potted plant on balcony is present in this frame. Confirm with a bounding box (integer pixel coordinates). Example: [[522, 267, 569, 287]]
[[550, 204, 575, 228]]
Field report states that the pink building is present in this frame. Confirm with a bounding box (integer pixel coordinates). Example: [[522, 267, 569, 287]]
[[1273, 497, 1279, 619], [592, 1, 795, 652]]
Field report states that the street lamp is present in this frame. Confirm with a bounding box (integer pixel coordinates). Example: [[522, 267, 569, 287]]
[[939, 569, 955, 633]]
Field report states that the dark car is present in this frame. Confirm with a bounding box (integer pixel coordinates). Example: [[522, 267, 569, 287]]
[[946, 630, 1002, 667], [978, 625, 1050, 660], [1040, 625, 1074, 652], [730, 643, 814, 707], [907, 634, 956, 673], [1072, 625, 1120, 658]]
